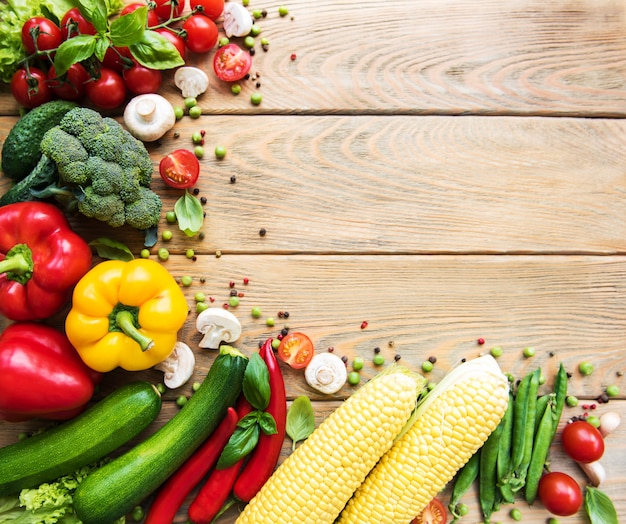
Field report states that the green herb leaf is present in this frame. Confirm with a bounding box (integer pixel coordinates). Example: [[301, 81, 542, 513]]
[[242, 353, 271, 411], [53, 34, 97, 76], [129, 29, 185, 70], [94, 37, 109, 62], [217, 423, 260, 469], [237, 411, 261, 430], [110, 6, 146, 47], [286, 396, 315, 450], [259, 411, 278, 436], [585, 487, 618, 524], [174, 191, 204, 237], [89, 238, 134, 261], [76, 0, 108, 32]]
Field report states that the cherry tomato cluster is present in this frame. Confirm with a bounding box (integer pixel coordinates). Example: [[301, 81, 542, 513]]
[[11, 0, 238, 110]]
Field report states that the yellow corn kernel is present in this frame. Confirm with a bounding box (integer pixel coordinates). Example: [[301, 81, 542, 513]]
[[235, 365, 426, 524], [338, 355, 509, 524]]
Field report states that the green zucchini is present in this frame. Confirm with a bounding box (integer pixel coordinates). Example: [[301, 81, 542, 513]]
[[1, 99, 76, 181], [0, 381, 161, 497], [74, 346, 248, 524]]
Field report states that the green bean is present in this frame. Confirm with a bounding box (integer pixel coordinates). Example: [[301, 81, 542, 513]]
[[497, 390, 515, 504], [525, 396, 556, 505], [513, 368, 541, 490], [449, 450, 480, 522], [480, 418, 504, 523]]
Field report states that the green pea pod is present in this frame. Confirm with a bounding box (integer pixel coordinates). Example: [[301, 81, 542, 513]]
[[448, 450, 480, 522], [479, 418, 504, 523], [496, 390, 515, 504], [513, 368, 541, 491], [525, 396, 556, 505], [534, 394, 551, 434], [549, 363, 568, 443], [509, 372, 531, 474]]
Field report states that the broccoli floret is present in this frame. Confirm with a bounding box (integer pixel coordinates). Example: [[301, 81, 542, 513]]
[[78, 186, 126, 228], [125, 187, 162, 230], [58, 107, 110, 144], [39, 127, 89, 167]]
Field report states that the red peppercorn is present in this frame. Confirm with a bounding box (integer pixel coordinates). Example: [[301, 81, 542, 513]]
[[290, 53, 297, 60], [238, 292, 245, 297], [243, 277, 250, 285], [477, 338, 485, 345], [209, 296, 215, 302], [223, 303, 229, 309], [360, 321, 368, 329], [229, 281, 235, 288]]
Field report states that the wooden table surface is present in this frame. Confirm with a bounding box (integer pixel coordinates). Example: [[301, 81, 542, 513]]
[[1, 0, 625, 522]]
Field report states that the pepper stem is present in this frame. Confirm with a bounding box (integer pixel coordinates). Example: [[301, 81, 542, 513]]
[[0, 244, 34, 285], [115, 310, 154, 352]]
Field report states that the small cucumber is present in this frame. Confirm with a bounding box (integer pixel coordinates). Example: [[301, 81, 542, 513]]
[[0, 381, 162, 497], [74, 346, 248, 524], [0, 154, 58, 207], [1, 100, 77, 181]]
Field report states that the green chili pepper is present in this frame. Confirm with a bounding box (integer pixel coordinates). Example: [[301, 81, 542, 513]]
[[525, 396, 556, 504], [480, 418, 504, 523], [449, 450, 480, 522], [497, 390, 515, 504]]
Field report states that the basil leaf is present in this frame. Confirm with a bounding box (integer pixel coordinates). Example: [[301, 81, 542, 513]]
[[286, 396, 315, 450], [143, 225, 158, 248], [110, 7, 146, 47], [129, 30, 185, 70], [585, 487, 618, 524], [174, 191, 204, 237], [53, 35, 97, 76], [89, 238, 134, 261], [259, 411, 277, 436], [242, 353, 271, 411], [237, 411, 261, 429], [94, 37, 109, 62], [216, 424, 260, 469], [76, 0, 108, 33]]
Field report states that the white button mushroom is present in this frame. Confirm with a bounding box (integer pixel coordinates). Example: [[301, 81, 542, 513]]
[[196, 307, 242, 349], [223, 2, 253, 37], [123, 93, 176, 142], [154, 341, 195, 389], [305, 352, 348, 394], [174, 66, 210, 99]]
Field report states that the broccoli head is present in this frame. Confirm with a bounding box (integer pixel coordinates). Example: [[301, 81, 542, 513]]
[[39, 107, 162, 233]]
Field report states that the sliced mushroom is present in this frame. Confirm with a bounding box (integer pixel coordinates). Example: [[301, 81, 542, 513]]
[[154, 341, 195, 389], [123, 94, 176, 142], [305, 352, 347, 394], [174, 67, 209, 99], [223, 2, 253, 37], [196, 307, 242, 349]]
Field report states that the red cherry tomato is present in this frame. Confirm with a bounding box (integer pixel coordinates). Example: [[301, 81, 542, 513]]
[[11, 67, 52, 108], [159, 149, 200, 189], [123, 61, 163, 95], [189, 0, 224, 20], [538, 471, 583, 517], [213, 43, 252, 82], [277, 333, 314, 369], [561, 420, 605, 464], [60, 7, 97, 40], [411, 498, 447, 524], [101, 46, 133, 73], [120, 3, 160, 28], [21, 17, 62, 55], [154, 0, 186, 20], [153, 28, 187, 61], [182, 14, 218, 54], [86, 68, 126, 110], [48, 63, 90, 101]]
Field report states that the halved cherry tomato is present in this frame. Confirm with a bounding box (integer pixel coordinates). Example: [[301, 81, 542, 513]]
[[277, 333, 314, 369], [411, 498, 447, 524], [213, 43, 252, 82], [60, 7, 97, 40], [561, 420, 604, 464], [159, 149, 200, 189], [120, 3, 160, 28], [21, 17, 62, 55], [538, 471, 583, 517]]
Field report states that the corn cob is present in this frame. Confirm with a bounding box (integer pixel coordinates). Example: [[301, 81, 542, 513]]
[[338, 354, 509, 524], [235, 365, 426, 524]]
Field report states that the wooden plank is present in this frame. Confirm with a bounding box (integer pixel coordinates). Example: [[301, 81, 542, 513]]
[[2, 114, 625, 254], [0, 0, 624, 116]]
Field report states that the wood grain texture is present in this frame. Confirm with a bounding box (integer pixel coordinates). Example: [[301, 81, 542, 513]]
[[0, 0, 625, 116]]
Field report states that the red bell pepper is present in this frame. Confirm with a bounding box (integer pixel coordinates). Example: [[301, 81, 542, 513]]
[[0, 202, 92, 321], [0, 322, 102, 422]]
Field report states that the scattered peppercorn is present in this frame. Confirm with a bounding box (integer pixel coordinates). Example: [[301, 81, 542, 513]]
[[259, 228, 267, 236], [230, 175, 237, 183], [341, 355, 348, 364], [283, 311, 290, 318], [394, 354, 401, 361], [477, 337, 485, 345], [290, 53, 297, 60], [360, 321, 368, 329], [428, 355, 437, 364]]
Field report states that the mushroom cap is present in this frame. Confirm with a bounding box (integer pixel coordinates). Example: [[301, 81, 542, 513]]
[[174, 66, 210, 98], [305, 352, 348, 394], [155, 341, 195, 389], [196, 307, 242, 349], [223, 2, 253, 37], [123, 93, 176, 142]]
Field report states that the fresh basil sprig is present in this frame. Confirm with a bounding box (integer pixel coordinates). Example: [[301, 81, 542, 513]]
[[174, 191, 205, 237], [286, 396, 315, 450], [242, 353, 271, 411], [584, 487, 618, 524], [89, 237, 134, 261]]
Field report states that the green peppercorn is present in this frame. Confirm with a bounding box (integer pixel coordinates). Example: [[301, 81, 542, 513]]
[[606, 385, 619, 397], [176, 395, 187, 407], [215, 145, 227, 159], [586, 415, 601, 428], [266, 317, 275, 327], [181, 275, 193, 287], [165, 210, 177, 223], [185, 249, 195, 259], [278, 5, 289, 16], [421, 361, 434, 373], [231, 84, 242, 95], [579, 361, 594, 376], [161, 229, 173, 241], [523, 346, 536, 358], [140, 248, 150, 259], [196, 302, 209, 313], [566, 395, 579, 407], [250, 92, 262, 106], [243, 36, 255, 49], [184, 97, 197, 108], [348, 371, 361, 386], [173, 106, 184, 119], [194, 292, 206, 303], [229, 296, 240, 307], [490, 346, 503, 357], [251, 306, 262, 318], [373, 353, 385, 366], [157, 248, 169, 261], [352, 357, 364, 371], [189, 105, 202, 118]]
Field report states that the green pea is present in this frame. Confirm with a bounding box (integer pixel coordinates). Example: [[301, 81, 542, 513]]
[[252, 9, 262, 18], [231, 84, 242, 95], [278, 5, 289, 16], [348, 371, 360, 386], [140, 248, 150, 259], [194, 145, 204, 158], [250, 92, 262, 106], [578, 361, 594, 376], [260, 37, 269, 46], [243, 36, 255, 49], [189, 105, 202, 118], [192, 382, 201, 392], [566, 395, 579, 407], [157, 248, 169, 260], [176, 395, 187, 407], [166, 211, 177, 223], [229, 296, 240, 307], [266, 317, 275, 327], [586, 415, 601, 428], [510, 508, 522, 521], [184, 97, 197, 108], [196, 302, 209, 313], [548, 519, 560, 524], [192, 131, 203, 144], [352, 357, 364, 371], [606, 385, 619, 397], [251, 306, 262, 318], [194, 292, 206, 303], [156, 383, 166, 394], [131, 506, 144, 522], [456, 503, 469, 517], [218, 36, 230, 47], [250, 24, 261, 36], [242, 0, 249, 6], [215, 145, 227, 159], [173, 106, 184, 119], [523, 346, 536, 358], [161, 229, 173, 241], [421, 361, 434, 372], [181, 275, 193, 287], [272, 338, 281, 350], [490, 346, 503, 357], [186, 249, 195, 259], [373, 353, 385, 366]]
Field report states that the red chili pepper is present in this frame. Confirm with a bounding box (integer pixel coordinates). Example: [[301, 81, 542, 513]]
[[0, 322, 102, 422], [144, 407, 239, 524], [233, 338, 287, 502], [188, 399, 254, 523], [0, 202, 92, 321]]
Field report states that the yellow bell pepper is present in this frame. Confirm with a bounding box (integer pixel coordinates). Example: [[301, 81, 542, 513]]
[[65, 259, 188, 372]]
